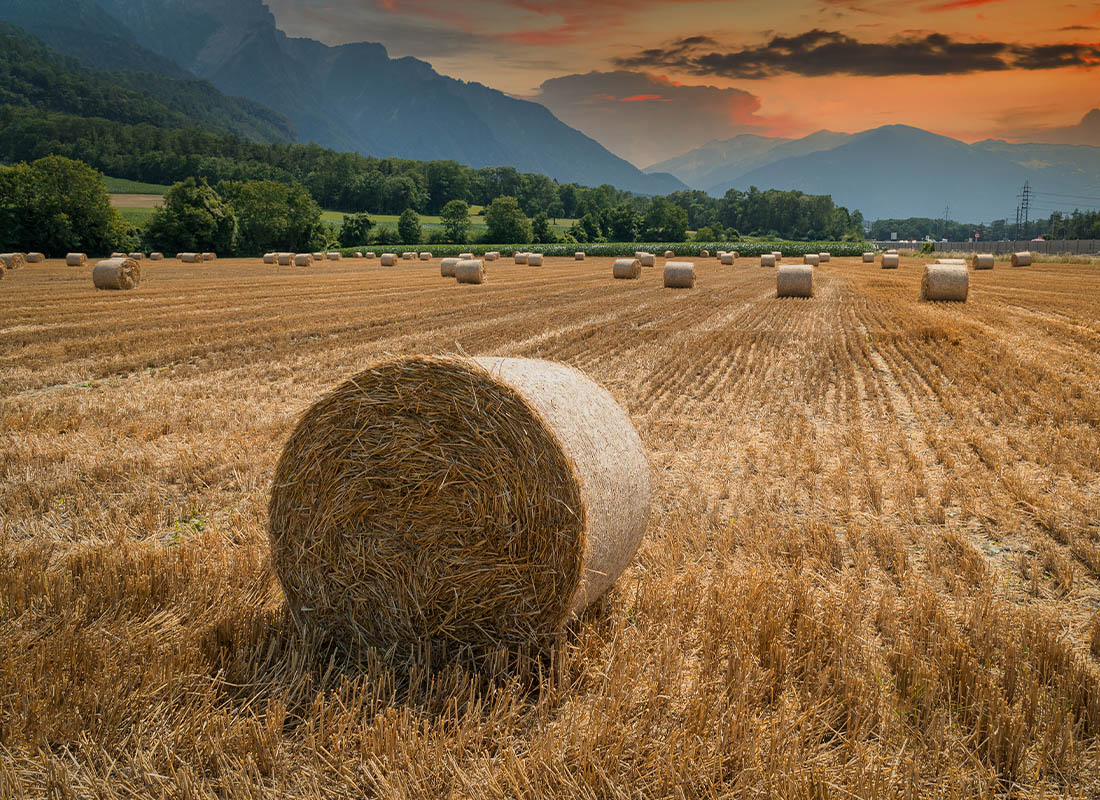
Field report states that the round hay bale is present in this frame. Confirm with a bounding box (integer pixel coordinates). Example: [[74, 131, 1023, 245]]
[[180, 253, 202, 263], [328, 252, 343, 261], [175, 253, 183, 260], [26, 252, 45, 263], [294, 254, 314, 267], [818, 252, 831, 263], [459, 253, 475, 260], [149, 252, 164, 261], [760, 254, 776, 268], [639, 253, 656, 268], [440, 257, 461, 278], [729, 251, 739, 259], [700, 249, 709, 257], [66, 253, 87, 267], [776, 264, 813, 298], [885, 249, 898, 255], [862, 252, 874, 263], [663, 261, 695, 289], [920, 264, 968, 302], [935, 258, 966, 266], [664, 250, 675, 258], [381, 253, 397, 266], [1011, 251, 1032, 267], [634, 251, 646, 259], [92, 257, 140, 290], [527, 253, 544, 266], [771, 251, 782, 258], [881, 253, 900, 269], [803, 253, 820, 266], [277, 253, 294, 266], [612, 258, 641, 279], [514, 252, 528, 264], [128, 252, 145, 261], [267, 354, 651, 650], [720, 253, 734, 265], [419, 252, 431, 261], [485, 251, 500, 261], [366, 252, 377, 259], [314, 252, 326, 260], [203, 252, 216, 261], [972, 253, 994, 270], [575, 251, 586, 261], [110, 252, 126, 259], [455, 259, 485, 284], [263, 253, 277, 264], [354, 252, 363, 259]]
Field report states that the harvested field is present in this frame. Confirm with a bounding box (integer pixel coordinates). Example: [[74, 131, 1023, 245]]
[[1, 254, 1099, 798]]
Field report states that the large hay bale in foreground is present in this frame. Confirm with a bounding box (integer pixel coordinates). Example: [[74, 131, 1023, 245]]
[[639, 253, 656, 268], [803, 253, 820, 266], [180, 253, 202, 263], [613, 258, 641, 279], [1011, 251, 1032, 267], [760, 254, 776, 267], [92, 257, 140, 290], [776, 264, 813, 298], [26, 252, 45, 263], [881, 254, 900, 269], [920, 264, 968, 302], [575, 251, 586, 261], [663, 261, 695, 288], [277, 253, 294, 266], [381, 253, 397, 266], [66, 253, 87, 267], [527, 253, 543, 266], [455, 259, 485, 284], [720, 253, 734, 265], [268, 354, 651, 649], [862, 252, 874, 263], [440, 257, 461, 277], [514, 252, 528, 264], [972, 253, 994, 270], [294, 254, 314, 267]]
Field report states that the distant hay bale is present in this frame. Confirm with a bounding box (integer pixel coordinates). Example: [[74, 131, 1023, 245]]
[[419, 252, 431, 261], [881, 253, 900, 269], [720, 253, 734, 265], [180, 253, 202, 263], [936, 258, 966, 265], [277, 253, 294, 266], [663, 261, 695, 289], [514, 253, 528, 264], [527, 253, 543, 266], [818, 252, 830, 263], [760, 254, 776, 267], [26, 252, 45, 263], [203, 252, 216, 261], [366, 252, 377, 259], [92, 257, 140, 290], [776, 264, 814, 298], [885, 249, 898, 255], [381, 253, 397, 266], [175, 253, 183, 260], [613, 258, 641, 279], [267, 354, 651, 650], [459, 253, 475, 260], [402, 252, 414, 261], [354, 252, 363, 258], [328, 252, 343, 261], [455, 259, 485, 284], [729, 251, 739, 259], [66, 253, 87, 267], [972, 253, 994, 270], [128, 252, 145, 261], [664, 250, 675, 258], [700, 249, 709, 257], [263, 253, 276, 264], [314, 252, 326, 260], [1011, 251, 1032, 267], [862, 252, 874, 263], [772, 251, 782, 258], [485, 251, 500, 261], [149, 252, 164, 261], [803, 253, 820, 266], [639, 253, 656, 268], [634, 251, 646, 259], [440, 257, 461, 277], [110, 252, 126, 259], [294, 254, 314, 267], [920, 264, 968, 302], [575, 251, 586, 261]]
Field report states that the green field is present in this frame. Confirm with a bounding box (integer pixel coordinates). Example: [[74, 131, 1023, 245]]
[[104, 176, 171, 195], [116, 207, 158, 225]]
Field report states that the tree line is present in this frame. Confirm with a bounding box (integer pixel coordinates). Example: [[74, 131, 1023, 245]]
[[869, 211, 1099, 242]]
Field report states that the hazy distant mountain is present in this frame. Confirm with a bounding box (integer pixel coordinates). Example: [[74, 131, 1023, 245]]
[[4, 0, 685, 195]]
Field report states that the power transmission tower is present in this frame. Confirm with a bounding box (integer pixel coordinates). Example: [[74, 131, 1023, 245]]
[[943, 205, 949, 240], [1016, 181, 1031, 239]]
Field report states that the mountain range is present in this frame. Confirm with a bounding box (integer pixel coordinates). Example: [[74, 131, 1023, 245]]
[[0, 0, 685, 196], [648, 126, 1100, 222]]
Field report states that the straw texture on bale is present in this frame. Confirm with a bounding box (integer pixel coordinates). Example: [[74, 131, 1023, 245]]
[[1012, 251, 1032, 267], [294, 254, 314, 267], [882, 254, 900, 269], [455, 259, 486, 284], [700, 250, 709, 257], [328, 252, 343, 261], [760, 254, 776, 267], [440, 257, 460, 278], [419, 252, 431, 261], [263, 253, 276, 264], [818, 252, 830, 263], [527, 254, 543, 266], [203, 253, 216, 261], [663, 261, 695, 289], [664, 250, 675, 258], [128, 252, 144, 261], [26, 252, 45, 263], [575, 252, 586, 261], [920, 264, 969, 302], [180, 253, 202, 263], [514, 253, 528, 264], [776, 264, 814, 298], [803, 254, 820, 266], [66, 253, 87, 266], [381, 253, 397, 266], [613, 258, 641, 279], [268, 354, 651, 650], [276, 253, 294, 266], [149, 253, 164, 261], [972, 253, 995, 270], [91, 257, 140, 290], [720, 253, 734, 265], [639, 253, 656, 267], [863, 252, 874, 263], [936, 258, 966, 266]]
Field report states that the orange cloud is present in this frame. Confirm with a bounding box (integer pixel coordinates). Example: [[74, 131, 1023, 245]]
[[922, 0, 1007, 11]]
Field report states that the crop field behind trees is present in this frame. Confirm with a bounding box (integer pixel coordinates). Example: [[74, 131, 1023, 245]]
[[1, 255, 1099, 797]]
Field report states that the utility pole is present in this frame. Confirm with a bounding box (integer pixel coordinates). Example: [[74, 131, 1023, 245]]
[[943, 204, 949, 240]]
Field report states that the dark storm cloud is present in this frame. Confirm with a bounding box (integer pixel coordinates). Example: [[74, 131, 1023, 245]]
[[614, 30, 1100, 78]]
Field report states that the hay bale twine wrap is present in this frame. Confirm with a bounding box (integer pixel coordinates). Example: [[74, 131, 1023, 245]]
[[328, 252, 343, 261], [639, 253, 656, 268], [276, 253, 294, 266], [419, 252, 432, 261], [294, 254, 314, 267], [66, 253, 87, 267], [149, 252, 164, 261], [527, 253, 544, 266], [818, 252, 831, 263], [180, 252, 202, 263], [1011, 251, 1032, 267], [881, 253, 900, 269], [203, 252, 216, 261], [575, 251, 586, 261], [776, 264, 814, 298], [760, 254, 776, 268], [972, 253, 994, 270], [920, 264, 968, 302], [26, 252, 45, 263], [381, 253, 397, 266], [720, 253, 734, 265], [663, 261, 695, 289], [613, 258, 641, 279], [92, 257, 140, 290], [263, 253, 276, 264], [268, 354, 651, 650], [128, 252, 145, 261], [514, 252, 528, 264], [862, 252, 874, 263], [803, 253, 820, 266], [440, 257, 461, 278], [455, 259, 486, 284]]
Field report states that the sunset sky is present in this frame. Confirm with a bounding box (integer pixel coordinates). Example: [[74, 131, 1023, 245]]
[[266, 0, 1100, 166]]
